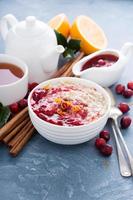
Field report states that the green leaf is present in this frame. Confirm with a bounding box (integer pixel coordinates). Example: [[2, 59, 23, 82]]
[[0, 103, 11, 128], [54, 30, 67, 47], [63, 48, 75, 59], [67, 39, 81, 52]]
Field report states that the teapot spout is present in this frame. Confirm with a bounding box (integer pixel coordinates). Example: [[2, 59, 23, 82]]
[[121, 42, 133, 62], [42, 45, 65, 73]]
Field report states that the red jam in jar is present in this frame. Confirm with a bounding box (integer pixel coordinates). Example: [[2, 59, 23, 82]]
[[81, 54, 119, 71]]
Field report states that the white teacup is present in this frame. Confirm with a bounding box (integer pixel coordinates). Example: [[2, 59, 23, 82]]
[[0, 54, 28, 106]]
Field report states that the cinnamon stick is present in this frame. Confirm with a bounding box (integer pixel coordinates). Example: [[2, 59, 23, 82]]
[[3, 116, 30, 144], [10, 127, 35, 156], [52, 59, 74, 78], [0, 107, 28, 141], [61, 52, 84, 77], [8, 121, 33, 148]]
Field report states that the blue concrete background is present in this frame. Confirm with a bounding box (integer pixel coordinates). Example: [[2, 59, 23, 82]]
[[0, 0, 133, 199]]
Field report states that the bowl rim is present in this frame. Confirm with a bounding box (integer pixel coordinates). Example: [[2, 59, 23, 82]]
[[28, 77, 111, 129]]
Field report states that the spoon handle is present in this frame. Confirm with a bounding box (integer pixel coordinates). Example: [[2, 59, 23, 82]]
[[114, 118, 133, 175], [111, 121, 131, 177]]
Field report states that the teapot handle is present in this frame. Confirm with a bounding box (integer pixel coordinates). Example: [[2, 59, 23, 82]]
[[120, 42, 133, 61], [0, 14, 18, 40]]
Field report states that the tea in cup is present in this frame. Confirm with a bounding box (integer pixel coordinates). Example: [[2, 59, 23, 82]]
[[0, 54, 28, 105]]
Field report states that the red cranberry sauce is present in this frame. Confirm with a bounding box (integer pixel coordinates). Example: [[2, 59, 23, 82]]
[[31, 87, 88, 126], [81, 54, 119, 71], [30, 84, 105, 127]]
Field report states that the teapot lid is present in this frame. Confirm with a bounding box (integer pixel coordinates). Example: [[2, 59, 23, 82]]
[[15, 16, 48, 37]]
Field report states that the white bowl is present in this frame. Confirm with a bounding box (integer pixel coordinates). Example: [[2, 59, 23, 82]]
[[28, 77, 111, 145], [0, 54, 28, 106]]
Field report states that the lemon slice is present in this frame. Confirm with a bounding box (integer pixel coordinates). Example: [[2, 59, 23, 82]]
[[48, 13, 70, 38], [70, 15, 107, 54]]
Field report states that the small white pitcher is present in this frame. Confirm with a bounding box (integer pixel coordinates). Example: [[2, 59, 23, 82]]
[[72, 42, 133, 87]]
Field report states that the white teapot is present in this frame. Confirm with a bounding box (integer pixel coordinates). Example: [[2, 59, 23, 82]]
[[0, 14, 65, 83]]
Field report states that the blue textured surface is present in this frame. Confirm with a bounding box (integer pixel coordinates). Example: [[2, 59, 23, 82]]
[[0, 0, 133, 200]]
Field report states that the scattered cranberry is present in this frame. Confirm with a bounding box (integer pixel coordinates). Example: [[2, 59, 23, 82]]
[[118, 102, 130, 113], [120, 116, 132, 129], [95, 138, 106, 149], [97, 59, 106, 66], [99, 130, 110, 141], [123, 89, 133, 98], [115, 84, 125, 94], [19, 99, 27, 109], [100, 144, 113, 156], [127, 81, 133, 90], [9, 102, 19, 114], [28, 82, 38, 91]]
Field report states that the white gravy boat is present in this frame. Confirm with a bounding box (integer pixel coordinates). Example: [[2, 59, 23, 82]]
[[72, 43, 133, 87]]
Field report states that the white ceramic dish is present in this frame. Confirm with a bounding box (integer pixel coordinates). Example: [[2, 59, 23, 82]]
[[0, 54, 28, 106], [28, 77, 111, 145], [72, 42, 133, 87]]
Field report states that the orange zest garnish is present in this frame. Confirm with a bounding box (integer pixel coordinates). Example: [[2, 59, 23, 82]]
[[54, 97, 62, 104], [43, 84, 50, 90], [72, 105, 81, 113], [56, 109, 65, 116]]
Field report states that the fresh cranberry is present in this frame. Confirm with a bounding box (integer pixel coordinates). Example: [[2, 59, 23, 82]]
[[99, 130, 110, 141], [97, 59, 106, 66], [115, 84, 125, 94], [123, 89, 133, 98], [100, 144, 113, 156], [120, 116, 132, 129], [95, 138, 106, 149], [127, 81, 133, 90], [9, 102, 19, 113], [118, 102, 130, 113], [28, 82, 38, 91], [19, 99, 27, 109]]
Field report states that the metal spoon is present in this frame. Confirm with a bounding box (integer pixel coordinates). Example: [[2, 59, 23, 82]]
[[110, 107, 131, 177], [106, 88, 132, 177]]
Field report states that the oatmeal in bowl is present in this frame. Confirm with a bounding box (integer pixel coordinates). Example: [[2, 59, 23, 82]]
[[28, 77, 111, 144]]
